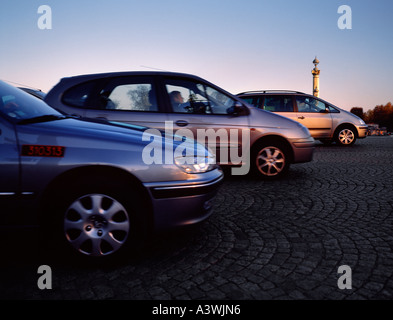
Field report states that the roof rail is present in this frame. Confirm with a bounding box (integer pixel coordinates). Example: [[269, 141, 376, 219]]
[[237, 90, 307, 95]]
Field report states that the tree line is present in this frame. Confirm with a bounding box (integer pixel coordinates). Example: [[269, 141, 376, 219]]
[[350, 102, 393, 132]]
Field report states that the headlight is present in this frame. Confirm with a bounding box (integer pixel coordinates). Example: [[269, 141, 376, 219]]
[[359, 119, 366, 125], [175, 155, 217, 173]]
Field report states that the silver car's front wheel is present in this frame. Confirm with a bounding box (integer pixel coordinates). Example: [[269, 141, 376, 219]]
[[336, 128, 356, 146], [252, 141, 290, 179], [64, 194, 130, 257]]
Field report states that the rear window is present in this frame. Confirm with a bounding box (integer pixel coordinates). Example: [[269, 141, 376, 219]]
[[239, 96, 256, 105], [263, 96, 294, 112]]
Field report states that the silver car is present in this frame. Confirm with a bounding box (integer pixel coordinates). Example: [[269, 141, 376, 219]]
[[0, 80, 223, 259], [237, 90, 368, 146], [45, 71, 315, 178]]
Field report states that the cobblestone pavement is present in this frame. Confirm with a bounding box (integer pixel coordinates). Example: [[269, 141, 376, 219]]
[[1, 136, 393, 300]]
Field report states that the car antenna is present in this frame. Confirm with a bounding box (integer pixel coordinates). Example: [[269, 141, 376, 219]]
[[140, 65, 168, 71]]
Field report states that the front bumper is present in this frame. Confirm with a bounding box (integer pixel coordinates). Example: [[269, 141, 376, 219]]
[[357, 125, 368, 139], [144, 169, 224, 230], [291, 137, 315, 163]]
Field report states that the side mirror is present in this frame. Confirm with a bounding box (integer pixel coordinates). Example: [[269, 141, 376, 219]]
[[320, 108, 329, 114]]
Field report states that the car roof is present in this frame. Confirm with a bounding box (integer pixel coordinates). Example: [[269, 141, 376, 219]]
[[46, 71, 240, 103], [237, 90, 308, 95], [237, 90, 342, 110], [57, 71, 208, 84]]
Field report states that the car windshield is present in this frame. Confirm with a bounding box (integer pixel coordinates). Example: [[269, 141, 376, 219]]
[[0, 80, 63, 123]]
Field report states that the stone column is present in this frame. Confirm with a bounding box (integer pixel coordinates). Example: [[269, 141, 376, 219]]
[[312, 57, 320, 97]]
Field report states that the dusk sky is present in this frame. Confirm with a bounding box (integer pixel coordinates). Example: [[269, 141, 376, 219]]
[[1, 0, 392, 112]]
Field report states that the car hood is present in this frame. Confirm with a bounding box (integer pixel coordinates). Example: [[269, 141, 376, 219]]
[[27, 117, 146, 139], [17, 116, 212, 161], [17, 116, 184, 149], [339, 108, 364, 122]]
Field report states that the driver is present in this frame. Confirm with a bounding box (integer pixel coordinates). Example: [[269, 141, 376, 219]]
[[170, 91, 184, 104], [169, 91, 186, 112]]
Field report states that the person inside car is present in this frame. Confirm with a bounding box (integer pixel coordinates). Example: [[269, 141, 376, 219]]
[[170, 90, 187, 112]]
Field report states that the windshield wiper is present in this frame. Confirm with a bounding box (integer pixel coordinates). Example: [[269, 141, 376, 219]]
[[17, 114, 68, 125]]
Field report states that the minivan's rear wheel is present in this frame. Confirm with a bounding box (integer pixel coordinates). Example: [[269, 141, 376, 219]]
[[252, 141, 290, 179], [336, 127, 356, 146]]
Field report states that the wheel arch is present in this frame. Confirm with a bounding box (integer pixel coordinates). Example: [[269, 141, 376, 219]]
[[39, 165, 154, 229], [334, 123, 359, 138]]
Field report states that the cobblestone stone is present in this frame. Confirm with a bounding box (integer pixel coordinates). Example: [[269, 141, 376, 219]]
[[2, 136, 393, 300]]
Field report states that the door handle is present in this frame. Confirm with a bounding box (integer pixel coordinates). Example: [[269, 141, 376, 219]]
[[298, 116, 305, 120], [175, 120, 188, 127]]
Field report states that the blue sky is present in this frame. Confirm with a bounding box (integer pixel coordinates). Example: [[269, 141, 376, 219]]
[[1, 0, 392, 111]]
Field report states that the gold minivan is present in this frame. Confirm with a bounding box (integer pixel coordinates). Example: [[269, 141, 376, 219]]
[[237, 91, 368, 146]]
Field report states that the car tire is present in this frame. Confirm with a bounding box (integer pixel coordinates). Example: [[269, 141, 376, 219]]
[[42, 176, 147, 262], [251, 140, 290, 179], [335, 127, 357, 146]]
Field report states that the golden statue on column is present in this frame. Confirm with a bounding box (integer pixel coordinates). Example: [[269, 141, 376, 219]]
[[312, 57, 320, 97]]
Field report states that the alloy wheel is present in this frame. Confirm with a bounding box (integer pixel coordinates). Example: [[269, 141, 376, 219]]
[[338, 128, 355, 145], [256, 146, 286, 177]]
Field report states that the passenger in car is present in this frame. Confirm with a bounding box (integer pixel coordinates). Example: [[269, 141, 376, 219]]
[[169, 91, 185, 112]]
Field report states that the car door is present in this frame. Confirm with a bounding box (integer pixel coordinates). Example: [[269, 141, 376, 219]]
[[294, 95, 333, 138], [162, 77, 249, 165], [0, 116, 20, 219], [84, 76, 169, 129]]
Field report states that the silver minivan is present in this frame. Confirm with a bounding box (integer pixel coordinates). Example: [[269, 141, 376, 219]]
[[45, 72, 315, 178], [237, 90, 368, 146]]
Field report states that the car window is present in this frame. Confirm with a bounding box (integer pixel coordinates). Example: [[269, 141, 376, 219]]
[[164, 78, 236, 115], [263, 95, 293, 112], [296, 96, 326, 113], [62, 80, 97, 108], [239, 96, 260, 107], [99, 83, 158, 112], [62, 78, 158, 112], [326, 105, 340, 113]]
